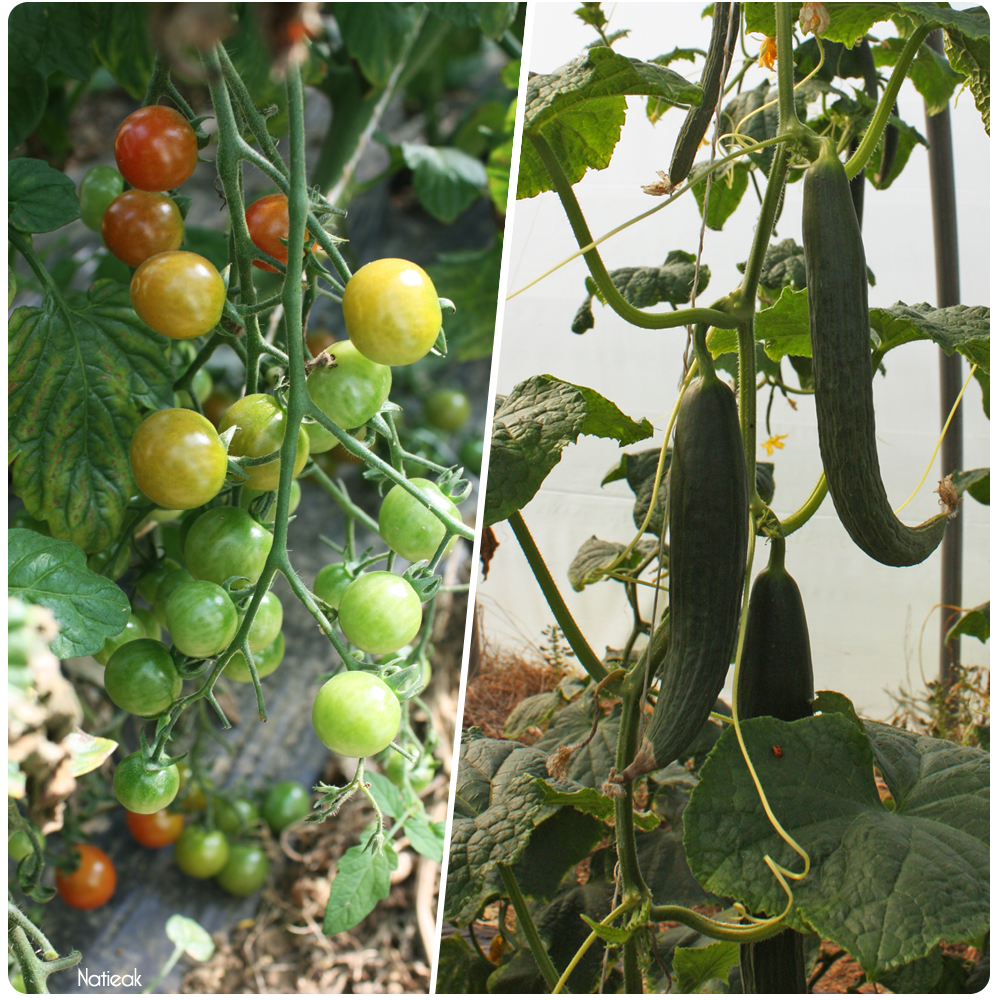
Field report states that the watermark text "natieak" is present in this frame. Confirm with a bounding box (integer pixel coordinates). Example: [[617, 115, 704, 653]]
[[78, 968, 142, 988]]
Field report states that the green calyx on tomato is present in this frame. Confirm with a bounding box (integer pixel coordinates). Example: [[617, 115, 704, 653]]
[[222, 631, 285, 683], [239, 478, 301, 517], [305, 341, 392, 452], [102, 190, 184, 268], [130, 251, 226, 340], [261, 781, 312, 832], [113, 752, 181, 815], [312, 670, 401, 758], [78, 165, 124, 232], [219, 393, 310, 491], [215, 842, 269, 895], [104, 638, 183, 716], [377, 478, 461, 564], [342, 259, 443, 367], [174, 826, 230, 879], [184, 506, 273, 589], [114, 105, 198, 192], [165, 580, 239, 659], [56, 844, 116, 910], [130, 408, 228, 511], [337, 572, 422, 655]]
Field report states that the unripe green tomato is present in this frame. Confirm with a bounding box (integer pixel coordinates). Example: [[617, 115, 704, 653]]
[[262, 781, 311, 832], [9, 829, 45, 862], [222, 632, 285, 683], [337, 572, 422, 655], [238, 591, 283, 653], [423, 389, 471, 432], [133, 607, 162, 643], [93, 613, 146, 666], [78, 165, 125, 231], [215, 843, 269, 896], [104, 638, 183, 716], [153, 566, 194, 627], [313, 563, 353, 611], [459, 436, 484, 475], [136, 559, 181, 604], [212, 796, 259, 835], [174, 826, 229, 879], [113, 752, 180, 814], [312, 671, 401, 757], [184, 507, 273, 589], [377, 478, 461, 564], [88, 541, 132, 581], [191, 368, 213, 403], [239, 479, 301, 516], [165, 580, 239, 659], [384, 752, 435, 792]]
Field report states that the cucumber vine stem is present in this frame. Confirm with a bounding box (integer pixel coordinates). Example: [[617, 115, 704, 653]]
[[498, 863, 563, 992]]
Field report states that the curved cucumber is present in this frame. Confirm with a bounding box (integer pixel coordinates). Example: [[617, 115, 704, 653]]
[[803, 139, 947, 566], [622, 353, 748, 782]]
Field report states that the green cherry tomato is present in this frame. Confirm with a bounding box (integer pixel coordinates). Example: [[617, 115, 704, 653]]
[[9, 828, 45, 862], [218, 394, 310, 491], [165, 580, 238, 658], [136, 559, 181, 603], [130, 408, 228, 510], [305, 341, 392, 452], [384, 752, 435, 793], [183, 507, 273, 589], [133, 607, 162, 643], [113, 752, 180, 814], [191, 367, 213, 403], [262, 781, 311, 833], [173, 826, 230, 879], [222, 631, 285, 683], [338, 572, 422, 655], [212, 796, 259, 835], [102, 190, 184, 267], [176, 762, 209, 813], [342, 259, 443, 367], [312, 671, 401, 757], [78, 165, 124, 232], [126, 808, 185, 848], [56, 844, 116, 909], [459, 436, 484, 475], [115, 105, 199, 192], [93, 613, 146, 666], [424, 389, 471, 432], [153, 566, 194, 627], [239, 478, 301, 516], [239, 591, 283, 653], [377, 478, 461, 564], [130, 251, 226, 340], [313, 563, 354, 611], [215, 843, 269, 895], [104, 638, 183, 716]]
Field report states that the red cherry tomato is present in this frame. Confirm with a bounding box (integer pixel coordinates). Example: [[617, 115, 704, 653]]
[[245, 193, 319, 272], [56, 844, 117, 910], [101, 190, 183, 267], [126, 808, 185, 848], [114, 105, 198, 192]]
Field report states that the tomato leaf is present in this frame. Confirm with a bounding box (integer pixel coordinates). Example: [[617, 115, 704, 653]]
[[8, 158, 80, 233], [7, 61, 47, 153], [404, 815, 444, 863], [365, 772, 405, 819], [322, 839, 398, 935], [425, 3, 519, 40], [684, 711, 989, 979], [63, 729, 118, 777], [8, 280, 174, 551], [7, 529, 130, 658], [426, 242, 503, 361], [331, 3, 420, 87], [8, 2, 96, 81], [91, 3, 155, 99], [485, 375, 653, 526], [518, 47, 703, 199]]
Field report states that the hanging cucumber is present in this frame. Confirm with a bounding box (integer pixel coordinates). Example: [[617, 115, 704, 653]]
[[803, 138, 947, 566], [735, 535, 813, 993], [621, 329, 748, 782], [667, 3, 740, 186]]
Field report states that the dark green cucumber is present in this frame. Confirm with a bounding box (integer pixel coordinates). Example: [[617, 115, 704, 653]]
[[668, 3, 738, 186], [803, 138, 947, 566], [622, 343, 748, 782], [735, 535, 813, 993]]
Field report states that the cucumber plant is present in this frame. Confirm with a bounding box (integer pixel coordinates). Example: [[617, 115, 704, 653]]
[[441, 3, 988, 993]]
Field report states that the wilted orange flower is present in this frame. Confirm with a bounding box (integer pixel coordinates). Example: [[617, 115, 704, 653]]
[[799, 2, 830, 36], [759, 36, 777, 70]]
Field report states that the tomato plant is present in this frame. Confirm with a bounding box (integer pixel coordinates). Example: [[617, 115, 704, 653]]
[[113, 752, 180, 814], [245, 192, 318, 272], [215, 843, 269, 895], [130, 408, 228, 510], [384, 751, 435, 792], [239, 479, 301, 515], [104, 638, 183, 717], [378, 478, 461, 564], [101, 190, 184, 267], [152, 566, 195, 627], [114, 104, 199, 192], [173, 827, 229, 879], [262, 781, 312, 832], [56, 845, 116, 910], [164, 580, 239, 658], [183, 507, 273, 588], [218, 393, 310, 490], [342, 259, 443, 366], [239, 590, 283, 653], [222, 631, 285, 683], [92, 612, 146, 666], [312, 671, 401, 757], [337, 572, 423, 655], [78, 165, 124, 231], [313, 562, 354, 610], [212, 796, 259, 835], [130, 251, 226, 340], [126, 808, 185, 848]]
